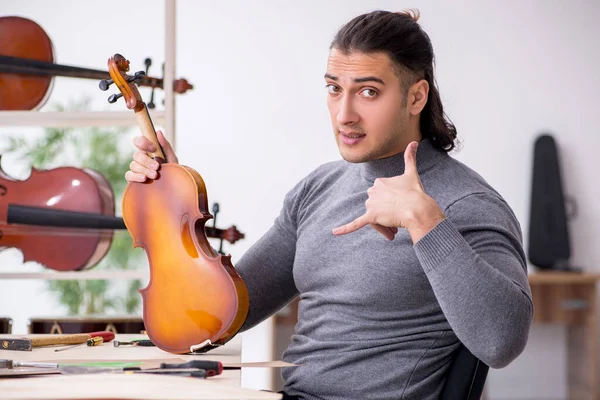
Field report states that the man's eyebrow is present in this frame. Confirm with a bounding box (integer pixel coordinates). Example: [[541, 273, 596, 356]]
[[324, 74, 385, 85]]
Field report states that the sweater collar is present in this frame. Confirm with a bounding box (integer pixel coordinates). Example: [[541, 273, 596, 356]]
[[359, 138, 447, 182]]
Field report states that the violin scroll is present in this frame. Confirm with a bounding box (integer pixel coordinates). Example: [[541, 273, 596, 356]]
[[105, 55, 144, 111], [174, 78, 193, 94], [222, 226, 245, 244], [106, 54, 165, 164]]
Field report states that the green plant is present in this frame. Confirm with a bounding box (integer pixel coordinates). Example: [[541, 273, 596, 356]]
[[1, 99, 144, 315]]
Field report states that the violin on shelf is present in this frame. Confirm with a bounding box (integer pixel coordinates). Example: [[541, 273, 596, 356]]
[[0, 157, 244, 272], [0, 16, 193, 111], [0, 158, 121, 272], [205, 202, 245, 255], [104, 52, 249, 354]]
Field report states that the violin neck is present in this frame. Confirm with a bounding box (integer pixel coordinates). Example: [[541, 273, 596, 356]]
[[204, 226, 224, 238], [0, 55, 162, 89], [6, 204, 126, 229], [134, 104, 167, 164]]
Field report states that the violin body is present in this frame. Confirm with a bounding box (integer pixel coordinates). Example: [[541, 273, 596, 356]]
[[122, 164, 249, 353], [0, 16, 54, 110], [0, 158, 116, 271], [0, 16, 193, 111]]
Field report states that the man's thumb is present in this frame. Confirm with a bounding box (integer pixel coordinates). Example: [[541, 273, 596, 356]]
[[403, 141, 419, 175], [156, 130, 178, 163], [157, 130, 168, 147]]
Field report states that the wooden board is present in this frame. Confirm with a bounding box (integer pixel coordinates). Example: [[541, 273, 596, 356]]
[[0, 334, 292, 398], [529, 272, 600, 284], [0, 373, 283, 399]]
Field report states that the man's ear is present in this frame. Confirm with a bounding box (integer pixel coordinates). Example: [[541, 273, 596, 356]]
[[408, 79, 429, 115]]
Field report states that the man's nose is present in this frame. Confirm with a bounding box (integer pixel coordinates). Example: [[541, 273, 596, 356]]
[[336, 95, 359, 125]]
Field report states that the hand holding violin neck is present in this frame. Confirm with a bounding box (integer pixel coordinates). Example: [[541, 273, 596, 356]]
[[135, 105, 166, 164]]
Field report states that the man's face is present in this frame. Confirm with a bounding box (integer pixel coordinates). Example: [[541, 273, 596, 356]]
[[325, 49, 411, 163]]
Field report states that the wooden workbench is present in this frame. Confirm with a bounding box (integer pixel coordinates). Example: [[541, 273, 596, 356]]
[[0, 334, 283, 399]]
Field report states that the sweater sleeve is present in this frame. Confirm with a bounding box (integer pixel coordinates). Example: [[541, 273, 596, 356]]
[[235, 178, 306, 332], [413, 192, 533, 369]]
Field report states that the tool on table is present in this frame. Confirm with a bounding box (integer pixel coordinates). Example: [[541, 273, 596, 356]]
[[0, 359, 58, 369], [159, 360, 230, 377], [54, 336, 103, 352], [113, 339, 155, 347], [126, 367, 206, 378], [59, 365, 207, 378], [0, 331, 114, 351]]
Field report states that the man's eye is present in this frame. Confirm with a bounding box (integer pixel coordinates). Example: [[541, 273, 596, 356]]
[[326, 84, 340, 94], [361, 89, 378, 98]]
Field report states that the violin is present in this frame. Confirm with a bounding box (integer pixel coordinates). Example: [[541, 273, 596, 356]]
[[0, 158, 244, 271], [0, 16, 193, 111], [0, 158, 120, 271], [105, 53, 249, 354]]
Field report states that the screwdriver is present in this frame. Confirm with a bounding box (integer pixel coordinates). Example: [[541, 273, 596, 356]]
[[158, 360, 235, 377], [113, 339, 154, 347], [54, 336, 103, 352]]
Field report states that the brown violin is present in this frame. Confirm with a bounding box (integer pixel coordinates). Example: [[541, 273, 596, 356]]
[[0, 16, 193, 111], [105, 53, 249, 354]]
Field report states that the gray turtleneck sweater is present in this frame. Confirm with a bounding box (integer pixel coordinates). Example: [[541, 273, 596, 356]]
[[235, 138, 533, 400]]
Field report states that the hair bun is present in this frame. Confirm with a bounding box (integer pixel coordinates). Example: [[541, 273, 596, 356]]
[[397, 9, 420, 22]]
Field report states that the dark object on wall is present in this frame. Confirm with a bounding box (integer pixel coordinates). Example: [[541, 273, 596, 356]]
[[0, 317, 11, 334], [527, 134, 578, 271]]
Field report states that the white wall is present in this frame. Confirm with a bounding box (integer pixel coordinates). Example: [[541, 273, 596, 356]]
[[1, 0, 599, 398]]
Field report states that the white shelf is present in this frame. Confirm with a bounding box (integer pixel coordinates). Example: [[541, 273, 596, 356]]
[[0, 269, 148, 280], [0, 111, 165, 127], [0, 0, 176, 284]]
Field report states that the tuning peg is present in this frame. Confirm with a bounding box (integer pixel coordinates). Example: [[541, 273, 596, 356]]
[[147, 87, 156, 109], [107, 93, 123, 103], [127, 70, 146, 83], [99, 79, 113, 91], [212, 203, 220, 227], [218, 239, 225, 255], [144, 58, 152, 75], [140, 59, 156, 108]]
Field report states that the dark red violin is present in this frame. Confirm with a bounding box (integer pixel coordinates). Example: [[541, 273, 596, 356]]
[[0, 16, 193, 111], [0, 157, 120, 271]]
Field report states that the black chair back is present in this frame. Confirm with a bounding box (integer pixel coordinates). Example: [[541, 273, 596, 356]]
[[440, 344, 489, 400]]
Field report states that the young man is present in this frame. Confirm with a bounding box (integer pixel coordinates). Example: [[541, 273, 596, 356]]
[[126, 9, 533, 400]]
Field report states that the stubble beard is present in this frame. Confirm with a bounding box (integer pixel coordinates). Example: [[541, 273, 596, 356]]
[[337, 123, 407, 164]]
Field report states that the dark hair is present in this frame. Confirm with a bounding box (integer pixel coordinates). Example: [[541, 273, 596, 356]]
[[330, 9, 458, 152]]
